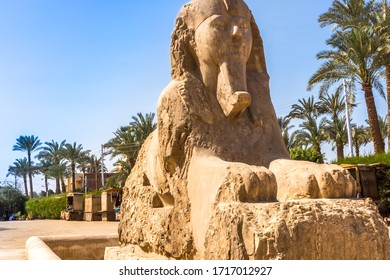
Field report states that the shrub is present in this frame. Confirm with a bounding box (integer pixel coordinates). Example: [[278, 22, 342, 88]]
[[289, 147, 323, 163], [335, 153, 390, 165], [25, 193, 67, 219], [0, 186, 28, 218], [376, 168, 390, 203]]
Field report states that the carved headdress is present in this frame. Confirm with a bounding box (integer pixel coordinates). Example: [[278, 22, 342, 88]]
[[170, 0, 268, 80]]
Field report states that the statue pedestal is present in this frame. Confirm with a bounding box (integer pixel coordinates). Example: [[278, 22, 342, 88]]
[[115, 196, 389, 260], [204, 198, 389, 260]]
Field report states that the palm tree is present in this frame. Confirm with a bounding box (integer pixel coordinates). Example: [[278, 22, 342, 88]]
[[309, 0, 385, 154], [324, 116, 348, 160], [8, 158, 29, 196], [76, 153, 93, 192], [105, 112, 157, 175], [378, 115, 388, 144], [105, 160, 131, 189], [105, 112, 157, 188], [319, 91, 353, 160], [374, 1, 390, 150], [37, 140, 66, 194], [130, 112, 157, 144], [317, 0, 379, 29], [37, 159, 51, 197], [13, 135, 42, 198], [47, 163, 69, 193], [277, 116, 295, 151], [63, 142, 90, 192], [351, 125, 371, 157], [288, 96, 326, 163], [83, 154, 107, 190], [5, 167, 18, 189], [105, 126, 138, 167]]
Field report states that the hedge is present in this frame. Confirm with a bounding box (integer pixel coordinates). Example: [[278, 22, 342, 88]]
[[335, 153, 390, 165], [25, 194, 67, 219]]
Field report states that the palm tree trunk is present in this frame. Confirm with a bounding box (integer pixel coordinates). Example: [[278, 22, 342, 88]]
[[314, 143, 324, 163], [55, 177, 61, 194], [71, 163, 76, 192], [386, 65, 390, 152], [44, 175, 49, 197], [336, 142, 344, 160], [355, 143, 360, 158], [27, 151, 34, 198], [61, 178, 66, 193], [23, 175, 28, 197], [28, 173, 34, 199], [363, 83, 385, 153]]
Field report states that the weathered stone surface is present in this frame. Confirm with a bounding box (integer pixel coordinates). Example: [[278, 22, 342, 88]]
[[115, 0, 390, 260], [204, 199, 390, 260]]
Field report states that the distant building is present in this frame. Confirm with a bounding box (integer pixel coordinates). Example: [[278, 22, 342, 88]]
[[66, 173, 115, 193]]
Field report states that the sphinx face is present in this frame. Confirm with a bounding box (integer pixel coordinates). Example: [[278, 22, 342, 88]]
[[194, 11, 253, 119]]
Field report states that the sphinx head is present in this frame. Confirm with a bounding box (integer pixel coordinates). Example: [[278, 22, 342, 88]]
[[171, 0, 268, 119]]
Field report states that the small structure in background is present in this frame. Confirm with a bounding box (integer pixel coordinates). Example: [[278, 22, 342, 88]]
[[341, 164, 379, 200], [100, 188, 122, 222], [65, 173, 115, 193], [84, 194, 102, 221], [62, 189, 123, 222], [64, 192, 84, 221], [61, 172, 123, 222], [341, 163, 390, 219]]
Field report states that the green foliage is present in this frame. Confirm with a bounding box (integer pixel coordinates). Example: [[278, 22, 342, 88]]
[[309, 0, 386, 154], [104, 112, 157, 187], [0, 186, 28, 216], [25, 193, 67, 219], [289, 147, 324, 163], [335, 153, 390, 165], [376, 168, 390, 202], [13, 135, 42, 198], [288, 96, 326, 163], [86, 189, 104, 196], [105, 160, 131, 189], [38, 190, 55, 197]]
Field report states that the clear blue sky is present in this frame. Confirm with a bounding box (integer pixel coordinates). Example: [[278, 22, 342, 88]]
[[0, 0, 387, 191]]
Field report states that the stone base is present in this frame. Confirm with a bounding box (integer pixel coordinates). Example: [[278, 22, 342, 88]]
[[204, 198, 390, 260], [116, 198, 390, 260]]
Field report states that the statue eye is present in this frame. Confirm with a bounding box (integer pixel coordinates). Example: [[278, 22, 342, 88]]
[[209, 17, 229, 30], [237, 19, 251, 31]]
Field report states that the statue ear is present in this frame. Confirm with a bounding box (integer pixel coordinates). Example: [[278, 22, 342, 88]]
[[247, 13, 269, 80], [170, 16, 197, 80]]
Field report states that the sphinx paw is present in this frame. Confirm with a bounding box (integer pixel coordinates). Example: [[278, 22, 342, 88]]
[[217, 163, 277, 203], [269, 159, 357, 201]]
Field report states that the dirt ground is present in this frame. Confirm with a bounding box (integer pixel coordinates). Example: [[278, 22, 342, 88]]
[[0, 220, 119, 260]]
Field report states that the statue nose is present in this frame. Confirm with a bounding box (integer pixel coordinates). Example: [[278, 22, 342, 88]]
[[232, 25, 241, 38]]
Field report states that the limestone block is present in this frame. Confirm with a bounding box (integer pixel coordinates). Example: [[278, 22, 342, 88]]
[[204, 199, 390, 260]]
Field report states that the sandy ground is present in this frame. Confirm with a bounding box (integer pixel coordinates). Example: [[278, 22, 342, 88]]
[[0, 220, 119, 260]]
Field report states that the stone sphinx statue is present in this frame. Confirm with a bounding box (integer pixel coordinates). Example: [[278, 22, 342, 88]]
[[113, 0, 390, 260]]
